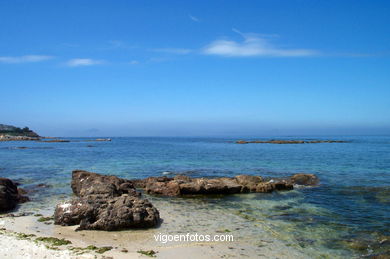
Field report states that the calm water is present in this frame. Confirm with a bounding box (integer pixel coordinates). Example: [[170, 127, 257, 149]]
[[0, 136, 389, 258]]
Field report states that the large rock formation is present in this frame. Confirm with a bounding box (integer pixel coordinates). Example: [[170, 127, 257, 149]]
[[290, 173, 319, 186], [0, 178, 29, 212], [132, 173, 317, 197], [71, 170, 139, 198], [54, 170, 160, 231]]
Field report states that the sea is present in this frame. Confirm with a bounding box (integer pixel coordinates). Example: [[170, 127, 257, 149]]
[[0, 136, 389, 258]]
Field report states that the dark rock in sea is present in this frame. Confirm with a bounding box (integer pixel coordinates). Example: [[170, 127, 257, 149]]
[[71, 170, 139, 198], [135, 174, 298, 197], [0, 177, 30, 212], [21, 183, 53, 194], [54, 170, 160, 231], [40, 139, 70, 143], [235, 175, 263, 191], [290, 173, 319, 186]]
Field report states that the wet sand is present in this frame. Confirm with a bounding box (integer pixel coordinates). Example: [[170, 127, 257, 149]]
[[0, 193, 311, 259]]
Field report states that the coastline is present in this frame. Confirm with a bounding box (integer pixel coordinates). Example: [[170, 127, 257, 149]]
[[0, 196, 312, 259]]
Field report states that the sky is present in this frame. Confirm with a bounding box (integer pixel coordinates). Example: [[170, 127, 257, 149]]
[[0, 0, 389, 137]]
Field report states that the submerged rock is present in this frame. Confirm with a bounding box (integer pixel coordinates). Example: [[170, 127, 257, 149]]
[[39, 139, 70, 143], [0, 177, 29, 212], [54, 170, 159, 231], [290, 173, 319, 186]]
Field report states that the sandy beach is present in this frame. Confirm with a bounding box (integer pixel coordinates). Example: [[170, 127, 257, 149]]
[[0, 193, 312, 259]]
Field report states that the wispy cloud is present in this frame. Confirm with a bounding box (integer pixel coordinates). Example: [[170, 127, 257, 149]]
[[189, 14, 200, 22], [129, 60, 139, 65], [66, 58, 104, 67], [151, 48, 192, 55], [0, 55, 53, 64], [202, 29, 318, 57]]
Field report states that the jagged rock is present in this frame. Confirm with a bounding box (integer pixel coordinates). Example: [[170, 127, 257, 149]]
[[290, 173, 319, 186], [54, 198, 93, 226], [40, 139, 70, 143], [0, 178, 29, 212], [71, 170, 139, 198], [140, 174, 296, 196], [78, 195, 159, 230], [145, 179, 180, 196], [235, 175, 263, 191], [54, 195, 159, 231], [54, 170, 159, 231]]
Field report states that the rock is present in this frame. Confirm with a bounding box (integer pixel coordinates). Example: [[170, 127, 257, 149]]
[[54, 170, 160, 231], [255, 182, 275, 193], [140, 174, 296, 196], [71, 170, 139, 198], [290, 173, 319, 186], [0, 178, 29, 212], [202, 178, 242, 194], [235, 175, 263, 191], [145, 180, 180, 196], [54, 196, 160, 231], [78, 195, 159, 230], [40, 139, 70, 143], [54, 199, 93, 226]]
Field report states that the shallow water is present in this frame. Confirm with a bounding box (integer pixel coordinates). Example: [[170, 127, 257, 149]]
[[0, 136, 389, 258]]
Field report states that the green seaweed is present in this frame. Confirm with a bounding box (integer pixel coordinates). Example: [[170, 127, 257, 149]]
[[35, 237, 72, 246], [137, 249, 157, 257], [16, 232, 36, 240], [86, 245, 113, 254], [216, 229, 231, 233], [37, 216, 54, 222]]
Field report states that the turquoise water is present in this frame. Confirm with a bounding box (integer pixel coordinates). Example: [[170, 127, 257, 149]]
[[0, 136, 389, 257]]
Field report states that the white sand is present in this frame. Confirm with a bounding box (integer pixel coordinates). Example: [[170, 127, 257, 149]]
[[0, 210, 311, 259]]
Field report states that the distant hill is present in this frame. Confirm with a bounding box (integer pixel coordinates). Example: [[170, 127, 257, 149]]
[[0, 124, 40, 137]]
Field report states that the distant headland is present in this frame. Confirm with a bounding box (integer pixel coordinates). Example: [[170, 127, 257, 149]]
[[0, 124, 40, 141], [0, 124, 111, 142]]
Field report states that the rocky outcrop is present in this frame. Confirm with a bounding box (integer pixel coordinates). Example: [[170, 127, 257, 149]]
[[40, 139, 70, 143], [71, 170, 139, 198], [55, 195, 159, 231], [290, 173, 319, 186], [135, 174, 306, 197], [0, 178, 29, 212], [54, 170, 159, 231], [0, 135, 40, 141], [236, 140, 347, 144], [0, 124, 40, 141]]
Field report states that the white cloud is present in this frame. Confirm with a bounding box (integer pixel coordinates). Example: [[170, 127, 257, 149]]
[[189, 14, 200, 22], [0, 55, 53, 63], [66, 58, 104, 67], [202, 29, 318, 57], [129, 60, 139, 65], [151, 48, 192, 54]]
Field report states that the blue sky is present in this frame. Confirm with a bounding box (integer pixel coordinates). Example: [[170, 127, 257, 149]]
[[1, 0, 389, 136]]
